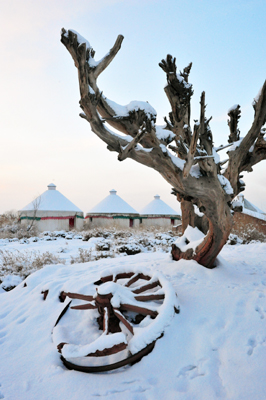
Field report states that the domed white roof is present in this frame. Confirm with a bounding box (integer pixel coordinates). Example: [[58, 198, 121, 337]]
[[88, 190, 138, 215], [140, 195, 179, 216], [20, 184, 82, 212]]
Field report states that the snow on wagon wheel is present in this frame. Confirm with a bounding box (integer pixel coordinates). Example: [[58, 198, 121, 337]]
[[52, 268, 179, 373]]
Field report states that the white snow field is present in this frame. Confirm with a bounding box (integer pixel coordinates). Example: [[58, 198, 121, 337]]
[[0, 236, 266, 399]]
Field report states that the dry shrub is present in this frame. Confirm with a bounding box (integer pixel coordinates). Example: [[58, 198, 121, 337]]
[[0, 219, 38, 240], [70, 248, 92, 264], [113, 230, 133, 239], [0, 210, 18, 227], [82, 228, 112, 241], [0, 249, 64, 279], [93, 251, 115, 261], [70, 248, 115, 264], [241, 229, 266, 244]]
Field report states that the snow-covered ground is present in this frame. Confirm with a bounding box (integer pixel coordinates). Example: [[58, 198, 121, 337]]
[[0, 231, 266, 399]]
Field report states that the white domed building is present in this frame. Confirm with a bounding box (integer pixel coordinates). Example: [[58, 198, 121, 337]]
[[85, 189, 140, 228], [140, 195, 181, 228], [19, 183, 84, 232]]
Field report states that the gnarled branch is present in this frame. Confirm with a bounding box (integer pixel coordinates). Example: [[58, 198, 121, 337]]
[[62, 29, 266, 269]]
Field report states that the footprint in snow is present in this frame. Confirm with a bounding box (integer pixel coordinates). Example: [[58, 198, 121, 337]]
[[255, 305, 265, 319], [174, 364, 205, 393], [17, 316, 28, 324], [177, 364, 205, 380], [0, 330, 7, 345], [0, 383, 4, 399], [0, 310, 11, 320], [247, 337, 257, 356]]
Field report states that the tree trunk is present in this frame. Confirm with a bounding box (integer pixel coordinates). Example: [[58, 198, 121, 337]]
[[172, 200, 233, 268], [180, 199, 195, 231]]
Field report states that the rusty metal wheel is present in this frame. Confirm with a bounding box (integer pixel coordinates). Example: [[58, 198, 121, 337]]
[[52, 268, 179, 372]]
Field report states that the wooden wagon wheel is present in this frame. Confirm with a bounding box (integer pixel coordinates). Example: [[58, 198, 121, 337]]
[[52, 268, 179, 373]]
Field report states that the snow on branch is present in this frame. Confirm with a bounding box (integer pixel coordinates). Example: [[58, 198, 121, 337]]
[[103, 97, 157, 122], [227, 104, 241, 143]]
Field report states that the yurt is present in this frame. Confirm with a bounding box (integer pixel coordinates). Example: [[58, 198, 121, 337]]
[[19, 183, 84, 232], [85, 189, 140, 228], [140, 195, 181, 228]]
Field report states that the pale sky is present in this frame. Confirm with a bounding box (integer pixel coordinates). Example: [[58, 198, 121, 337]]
[[1, 0, 266, 215]]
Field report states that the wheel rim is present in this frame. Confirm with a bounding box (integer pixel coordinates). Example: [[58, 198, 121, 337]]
[[52, 268, 179, 372]]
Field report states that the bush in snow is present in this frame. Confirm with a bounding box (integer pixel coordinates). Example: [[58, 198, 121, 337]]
[[227, 234, 243, 245], [118, 243, 141, 255], [1, 275, 22, 291], [82, 229, 112, 241], [96, 241, 111, 251]]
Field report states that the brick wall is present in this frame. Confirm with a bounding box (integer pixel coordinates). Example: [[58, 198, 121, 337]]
[[173, 212, 266, 240], [232, 212, 266, 238]]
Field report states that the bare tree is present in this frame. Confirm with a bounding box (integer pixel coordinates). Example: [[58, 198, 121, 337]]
[[25, 196, 41, 232], [61, 29, 266, 268]]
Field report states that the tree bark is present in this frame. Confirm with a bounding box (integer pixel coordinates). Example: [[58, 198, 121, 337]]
[[180, 199, 195, 231]]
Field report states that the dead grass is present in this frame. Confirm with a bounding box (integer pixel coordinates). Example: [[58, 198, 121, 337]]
[[70, 248, 92, 264], [0, 210, 40, 239], [0, 249, 64, 280]]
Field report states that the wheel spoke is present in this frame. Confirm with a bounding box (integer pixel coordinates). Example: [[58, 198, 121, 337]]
[[100, 275, 113, 283], [134, 293, 165, 302], [103, 307, 110, 334], [125, 273, 151, 287], [65, 292, 94, 301], [113, 309, 134, 334], [113, 272, 135, 282], [132, 280, 161, 294], [100, 272, 135, 283], [71, 302, 97, 310], [120, 303, 158, 318]]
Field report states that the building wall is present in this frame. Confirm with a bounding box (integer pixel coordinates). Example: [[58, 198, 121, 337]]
[[140, 216, 180, 228], [36, 219, 70, 231], [85, 215, 140, 229], [75, 217, 84, 231], [20, 211, 84, 232], [232, 212, 266, 237]]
